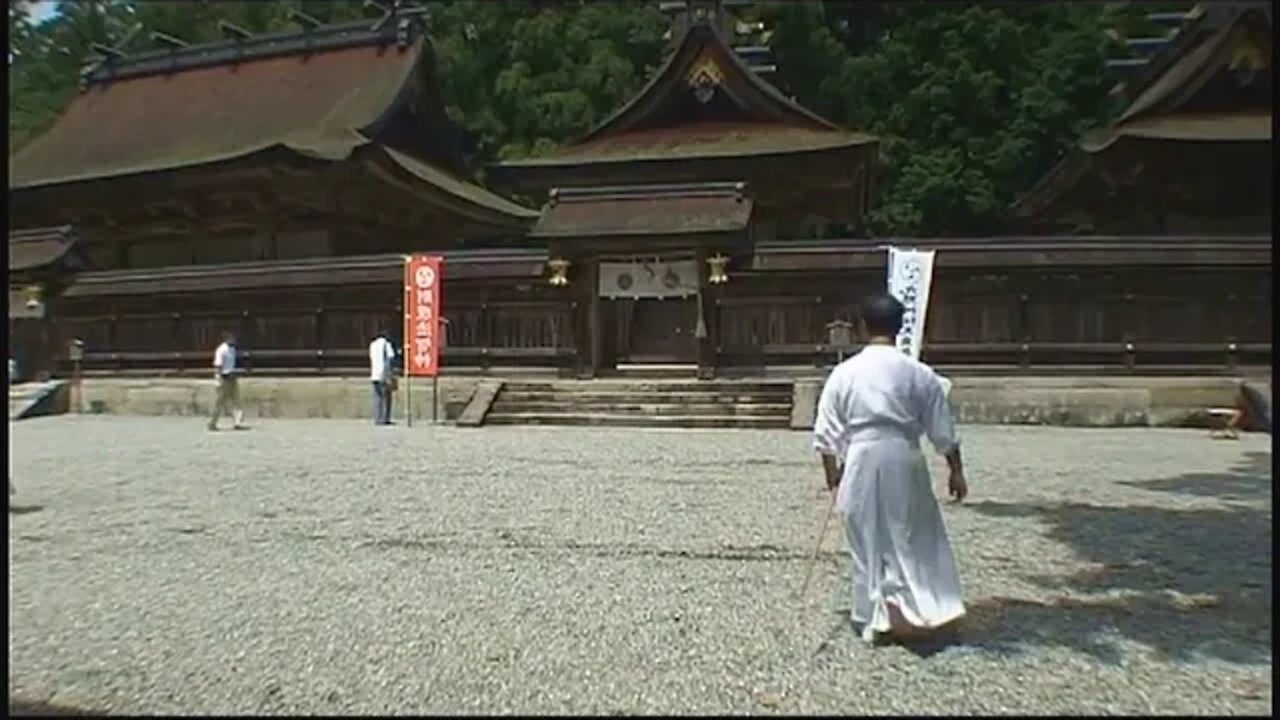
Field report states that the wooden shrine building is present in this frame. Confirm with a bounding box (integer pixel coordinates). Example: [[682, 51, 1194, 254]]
[[488, 0, 878, 377], [8, 12, 548, 375], [7, 0, 1271, 381], [486, 0, 1270, 377], [1015, 1, 1271, 235], [8, 226, 89, 380]]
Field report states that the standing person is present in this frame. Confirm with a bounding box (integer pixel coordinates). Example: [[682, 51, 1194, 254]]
[[812, 293, 968, 645], [369, 330, 396, 426], [208, 331, 245, 431]]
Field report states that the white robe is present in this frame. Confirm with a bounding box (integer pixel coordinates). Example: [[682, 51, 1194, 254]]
[[813, 345, 964, 642]]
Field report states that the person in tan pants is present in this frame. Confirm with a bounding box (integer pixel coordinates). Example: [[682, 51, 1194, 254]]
[[208, 331, 245, 431]]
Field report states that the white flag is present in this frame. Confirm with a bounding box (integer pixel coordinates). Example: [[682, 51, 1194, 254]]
[[886, 247, 937, 362]]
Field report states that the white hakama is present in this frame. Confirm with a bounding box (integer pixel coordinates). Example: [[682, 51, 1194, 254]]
[[813, 345, 965, 642]]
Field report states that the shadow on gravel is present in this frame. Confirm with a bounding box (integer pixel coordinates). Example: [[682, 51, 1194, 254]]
[[8, 503, 45, 515], [1117, 450, 1271, 503], [8, 698, 105, 716], [962, 455, 1272, 666]]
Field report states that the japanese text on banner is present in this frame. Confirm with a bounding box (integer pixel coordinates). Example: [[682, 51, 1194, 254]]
[[403, 256, 443, 377]]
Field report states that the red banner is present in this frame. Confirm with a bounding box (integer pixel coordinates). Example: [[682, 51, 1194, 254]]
[[403, 255, 443, 377]]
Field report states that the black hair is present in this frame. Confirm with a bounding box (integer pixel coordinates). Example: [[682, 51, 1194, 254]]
[[859, 293, 905, 337]]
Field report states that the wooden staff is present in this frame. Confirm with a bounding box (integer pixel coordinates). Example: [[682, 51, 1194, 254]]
[[799, 490, 838, 599]]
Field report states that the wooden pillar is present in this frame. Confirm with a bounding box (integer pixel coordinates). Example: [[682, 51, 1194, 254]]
[[568, 255, 598, 379], [172, 311, 183, 375], [695, 247, 715, 380]]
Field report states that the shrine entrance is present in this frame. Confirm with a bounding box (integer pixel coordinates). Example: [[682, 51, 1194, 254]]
[[596, 255, 702, 369], [607, 297, 699, 365]]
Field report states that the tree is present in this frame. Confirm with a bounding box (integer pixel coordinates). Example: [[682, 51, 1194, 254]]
[[766, 2, 1120, 236]]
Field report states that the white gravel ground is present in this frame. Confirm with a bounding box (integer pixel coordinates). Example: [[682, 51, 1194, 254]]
[[7, 416, 1272, 715]]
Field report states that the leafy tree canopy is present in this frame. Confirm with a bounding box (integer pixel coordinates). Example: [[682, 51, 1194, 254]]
[[9, 1, 1120, 236]]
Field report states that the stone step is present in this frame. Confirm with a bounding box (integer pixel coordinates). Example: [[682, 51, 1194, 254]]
[[496, 390, 793, 404], [9, 380, 70, 421], [483, 412, 791, 429], [489, 401, 792, 417]]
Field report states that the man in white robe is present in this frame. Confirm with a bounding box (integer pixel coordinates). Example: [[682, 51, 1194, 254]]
[[813, 293, 968, 644]]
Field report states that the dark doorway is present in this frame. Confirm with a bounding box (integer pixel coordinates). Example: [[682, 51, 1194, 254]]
[[607, 297, 698, 364]]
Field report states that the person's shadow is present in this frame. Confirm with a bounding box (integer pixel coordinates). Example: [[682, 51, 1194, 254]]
[[952, 450, 1272, 665]]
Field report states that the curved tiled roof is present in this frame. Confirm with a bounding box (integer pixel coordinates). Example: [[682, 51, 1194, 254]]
[[9, 19, 535, 226], [1013, 3, 1271, 219], [10, 22, 419, 190]]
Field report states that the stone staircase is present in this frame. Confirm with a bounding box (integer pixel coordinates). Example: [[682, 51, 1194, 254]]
[[484, 379, 794, 429], [9, 380, 70, 421]]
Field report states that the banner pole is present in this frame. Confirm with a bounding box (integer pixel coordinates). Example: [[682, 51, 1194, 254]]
[[432, 375, 439, 424], [403, 256, 413, 429], [405, 355, 412, 428]]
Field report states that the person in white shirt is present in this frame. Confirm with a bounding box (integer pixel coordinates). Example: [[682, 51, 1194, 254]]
[[208, 331, 244, 431], [369, 331, 397, 425], [813, 293, 967, 646]]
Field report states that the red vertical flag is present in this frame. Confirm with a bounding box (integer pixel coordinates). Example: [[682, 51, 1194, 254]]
[[403, 255, 443, 377]]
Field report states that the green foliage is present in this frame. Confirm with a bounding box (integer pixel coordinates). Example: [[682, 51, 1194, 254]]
[[8, 0, 1121, 236], [428, 1, 665, 161], [768, 2, 1120, 236]]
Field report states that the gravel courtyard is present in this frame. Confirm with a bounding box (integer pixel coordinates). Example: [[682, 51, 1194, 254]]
[[8, 416, 1272, 715]]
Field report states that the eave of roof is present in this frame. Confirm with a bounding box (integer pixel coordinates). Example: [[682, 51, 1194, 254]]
[[1118, 5, 1271, 125], [9, 225, 84, 273], [378, 147, 538, 222], [62, 250, 550, 297], [497, 122, 874, 169]]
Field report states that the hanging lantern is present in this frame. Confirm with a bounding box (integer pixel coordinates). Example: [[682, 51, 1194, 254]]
[[23, 285, 43, 310], [706, 254, 729, 285], [547, 259, 571, 287]]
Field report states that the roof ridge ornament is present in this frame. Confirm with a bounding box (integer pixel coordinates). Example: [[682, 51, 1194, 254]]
[[686, 51, 725, 103], [150, 31, 189, 50], [288, 8, 324, 31], [218, 20, 253, 42], [81, 23, 143, 89]]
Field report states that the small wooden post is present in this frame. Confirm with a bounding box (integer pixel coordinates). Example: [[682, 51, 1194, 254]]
[[68, 339, 84, 414]]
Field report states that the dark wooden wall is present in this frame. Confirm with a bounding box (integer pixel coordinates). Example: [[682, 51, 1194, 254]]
[[711, 265, 1271, 371], [48, 261, 1269, 377], [54, 276, 579, 376]]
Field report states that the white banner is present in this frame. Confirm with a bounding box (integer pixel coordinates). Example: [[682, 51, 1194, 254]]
[[886, 247, 936, 361], [598, 259, 698, 299]]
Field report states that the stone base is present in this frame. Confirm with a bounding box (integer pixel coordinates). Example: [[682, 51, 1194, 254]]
[[72, 375, 1268, 430], [79, 377, 481, 423]]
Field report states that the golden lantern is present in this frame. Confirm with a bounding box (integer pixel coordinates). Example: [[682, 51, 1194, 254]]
[[23, 285, 43, 310], [547, 258, 571, 287], [706, 254, 729, 285]]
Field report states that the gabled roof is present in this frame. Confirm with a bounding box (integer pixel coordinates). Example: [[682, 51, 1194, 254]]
[[495, 16, 873, 170], [9, 226, 87, 274], [1013, 3, 1271, 219], [9, 18, 535, 226], [10, 20, 422, 189], [530, 183, 752, 239]]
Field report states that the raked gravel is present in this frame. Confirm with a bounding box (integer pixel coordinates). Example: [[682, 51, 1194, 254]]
[[7, 416, 1272, 715]]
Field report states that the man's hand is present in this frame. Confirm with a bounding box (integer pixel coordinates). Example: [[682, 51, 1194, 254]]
[[947, 469, 968, 503], [820, 454, 842, 492]]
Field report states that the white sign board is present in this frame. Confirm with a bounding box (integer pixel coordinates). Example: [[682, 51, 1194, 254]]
[[886, 247, 936, 361], [598, 259, 698, 299]]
